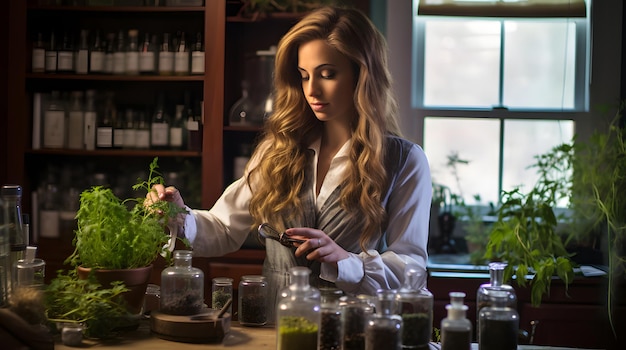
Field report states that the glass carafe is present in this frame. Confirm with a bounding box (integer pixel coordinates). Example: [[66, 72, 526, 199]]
[[396, 265, 433, 349], [160, 250, 204, 315], [478, 290, 519, 350], [366, 289, 402, 350], [276, 266, 320, 350], [476, 262, 517, 340]]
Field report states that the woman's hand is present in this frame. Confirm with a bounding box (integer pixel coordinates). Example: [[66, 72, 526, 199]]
[[146, 184, 186, 209], [285, 227, 350, 263]]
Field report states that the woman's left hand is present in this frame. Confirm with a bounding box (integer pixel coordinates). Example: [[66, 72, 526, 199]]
[[285, 228, 350, 263]]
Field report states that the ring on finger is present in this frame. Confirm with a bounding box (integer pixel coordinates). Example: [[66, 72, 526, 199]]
[[317, 238, 321, 248]]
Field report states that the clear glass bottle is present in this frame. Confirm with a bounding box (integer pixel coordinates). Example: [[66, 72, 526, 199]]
[[125, 29, 139, 75], [160, 250, 204, 315], [67, 91, 84, 150], [96, 92, 115, 149], [135, 111, 151, 150], [89, 30, 105, 74], [478, 290, 519, 350], [14, 246, 45, 290], [75, 29, 89, 74], [57, 30, 74, 73], [212, 277, 233, 315], [44, 32, 57, 73], [43, 90, 66, 149], [169, 104, 186, 150], [83, 89, 97, 150], [112, 30, 126, 75], [238, 275, 268, 326], [441, 292, 472, 350], [366, 289, 402, 350], [319, 287, 343, 350], [476, 262, 517, 341], [276, 267, 320, 350], [158, 33, 174, 75], [139, 32, 156, 75], [123, 108, 137, 149], [32, 32, 45, 73], [396, 265, 433, 349], [174, 31, 189, 75], [150, 93, 170, 149], [340, 294, 374, 350], [190, 32, 204, 75], [104, 32, 116, 74], [1, 185, 26, 300]]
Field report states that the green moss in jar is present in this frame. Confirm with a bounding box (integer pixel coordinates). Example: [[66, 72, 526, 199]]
[[212, 289, 231, 310], [278, 316, 318, 350]]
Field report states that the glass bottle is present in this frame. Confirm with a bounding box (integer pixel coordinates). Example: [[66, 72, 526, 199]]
[[32, 32, 45, 73], [125, 29, 139, 75], [14, 246, 45, 290], [190, 32, 204, 75], [67, 91, 84, 150], [276, 267, 320, 350], [44, 32, 57, 73], [123, 108, 137, 149], [340, 294, 373, 350], [174, 31, 189, 75], [89, 30, 105, 74], [112, 107, 125, 149], [158, 33, 174, 75], [395, 265, 433, 349], [212, 277, 233, 315], [1, 185, 26, 300], [83, 89, 97, 150], [57, 30, 74, 73], [150, 93, 170, 149], [135, 111, 150, 150], [112, 30, 125, 75], [228, 81, 253, 126], [139, 32, 156, 75], [238, 275, 268, 326], [169, 104, 186, 150], [160, 250, 204, 315], [366, 289, 402, 350], [43, 90, 66, 149], [96, 92, 115, 148], [476, 262, 517, 341], [75, 29, 89, 74], [478, 290, 519, 350], [319, 287, 343, 350], [441, 292, 472, 350], [103, 32, 116, 74], [0, 194, 9, 307]]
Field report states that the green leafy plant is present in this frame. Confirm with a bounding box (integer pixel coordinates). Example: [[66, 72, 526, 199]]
[[67, 157, 188, 269], [485, 143, 575, 307], [568, 103, 626, 336], [43, 269, 130, 339]]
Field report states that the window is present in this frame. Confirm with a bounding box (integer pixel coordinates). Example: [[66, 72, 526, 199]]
[[414, 0, 587, 206]]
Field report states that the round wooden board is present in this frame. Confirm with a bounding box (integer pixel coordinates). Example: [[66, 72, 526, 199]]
[[150, 310, 231, 344]]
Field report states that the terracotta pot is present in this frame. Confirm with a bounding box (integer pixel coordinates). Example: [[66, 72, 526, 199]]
[[77, 265, 153, 315]]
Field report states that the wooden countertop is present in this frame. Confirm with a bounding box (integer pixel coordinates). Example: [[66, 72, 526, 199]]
[[54, 321, 598, 350]]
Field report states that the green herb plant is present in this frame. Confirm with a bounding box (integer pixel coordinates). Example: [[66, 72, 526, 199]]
[[44, 269, 129, 339], [68, 157, 188, 269], [485, 143, 575, 307]]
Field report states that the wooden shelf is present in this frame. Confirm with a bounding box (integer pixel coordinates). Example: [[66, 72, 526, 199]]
[[27, 5, 205, 12], [26, 73, 205, 81], [26, 148, 202, 157]]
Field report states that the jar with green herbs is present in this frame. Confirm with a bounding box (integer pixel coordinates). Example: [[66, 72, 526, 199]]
[[395, 265, 432, 349], [160, 250, 204, 315], [212, 277, 233, 315], [276, 267, 320, 350]]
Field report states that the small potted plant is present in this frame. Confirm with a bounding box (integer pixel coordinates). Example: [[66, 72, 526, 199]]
[[66, 157, 188, 315]]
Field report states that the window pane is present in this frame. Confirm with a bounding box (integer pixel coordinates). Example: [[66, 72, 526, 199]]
[[502, 119, 574, 206], [503, 20, 577, 109], [424, 117, 500, 205], [423, 19, 501, 107]]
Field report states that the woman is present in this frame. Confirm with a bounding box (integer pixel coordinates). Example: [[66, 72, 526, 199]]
[[149, 6, 432, 315]]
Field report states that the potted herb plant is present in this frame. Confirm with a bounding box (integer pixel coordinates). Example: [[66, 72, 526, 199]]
[[66, 157, 187, 315]]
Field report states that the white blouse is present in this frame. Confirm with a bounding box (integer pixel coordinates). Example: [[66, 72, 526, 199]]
[[181, 137, 432, 294]]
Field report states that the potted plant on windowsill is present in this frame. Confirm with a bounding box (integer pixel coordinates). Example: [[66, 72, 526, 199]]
[[64, 157, 188, 316]]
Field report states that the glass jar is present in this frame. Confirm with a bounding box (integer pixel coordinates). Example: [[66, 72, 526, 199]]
[[238, 275, 268, 326], [441, 292, 472, 350], [476, 262, 517, 340], [319, 287, 344, 350], [340, 294, 374, 350], [212, 277, 234, 315], [396, 265, 433, 349], [478, 290, 519, 350], [276, 266, 320, 350], [365, 289, 402, 350], [159, 250, 204, 315]]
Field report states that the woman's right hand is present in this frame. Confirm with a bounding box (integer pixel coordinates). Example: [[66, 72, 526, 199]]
[[146, 184, 186, 211]]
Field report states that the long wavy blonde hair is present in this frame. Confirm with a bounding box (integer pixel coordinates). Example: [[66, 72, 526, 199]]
[[247, 6, 401, 251]]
